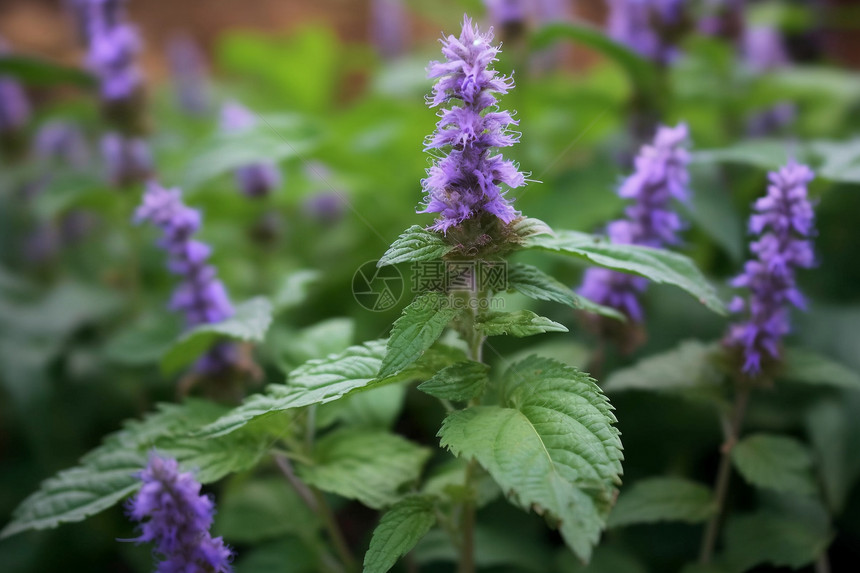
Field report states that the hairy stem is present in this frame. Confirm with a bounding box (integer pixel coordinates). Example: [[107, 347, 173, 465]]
[[699, 384, 751, 564]]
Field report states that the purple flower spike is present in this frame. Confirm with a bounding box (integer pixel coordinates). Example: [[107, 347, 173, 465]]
[[167, 34, 211, 115], [607, 0, 683, 64], [0, 39, 31, 134], [34, 121, 90, 168], [87, 22, 143, 101], [127, 454, 233, 573], [136, 181, 237, 373], [725, 162, 816, 376], [419, 17, 523, 233], [102, 132, 153, 185], [221, 102, 282, 198], [484, 0, 527, 27], [371, 0, 408, 59], [578, 123, 690, 321]]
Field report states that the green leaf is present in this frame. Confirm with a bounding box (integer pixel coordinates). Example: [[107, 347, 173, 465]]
[[378, 225, 453, 267], [731, 434, 816, 495], [438, 356, 623, 561], [780, 347, 860, 390], [806, 398, 860, 514], [476, 310, 568, 338], [603, 340, 725, 403], [161, 297, 273, 374], [507, 263, 625, 321], [234, 537, 319, 573], [607, 477, 715, 528], [182, 114, 318, 190], [523, 230, 725, 314], [510, 217, 554, 240], [0, 55, 95, 88], [103, 315, 181, 366], [417, 361, 489, 402], [692, 139, 796, 171], [379, 293, 459, 378], [199, 340, 464, 438], [530, 23, 660, 105], [1, 401, 267, 538], [421, 460, 501, 508], [363, 495, 436, 573], [273, 269, 321, 312], [297, 429, 431, 509], [215, 477, 320, 543], [723, 511, 831, 572], [318, 384, 407, 430]]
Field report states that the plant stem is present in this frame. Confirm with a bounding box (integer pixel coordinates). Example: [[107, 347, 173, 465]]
[[699, 384, 751, 564], [815, 552, 831, 573]]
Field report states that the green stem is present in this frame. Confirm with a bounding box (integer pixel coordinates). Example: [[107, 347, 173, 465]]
[[699, 384, 751, 564], [312, 486, 358, 573]]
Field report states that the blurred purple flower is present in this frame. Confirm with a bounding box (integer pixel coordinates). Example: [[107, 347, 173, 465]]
[[725, 162, 816, 376], [135, 181, 238, 373], [484, 0, 527, 27], [102, 132, 152, 185], [371, 0, 408, 59], [34, 121, 90, 168], [419, 17, 523, 233], [607, 0, 683, 64], [167, 34, 211, 115], [303, 191, 345, 224], [743, 25, 788, 72], [0, 39, 30, 134], [87, 22, 143, 101], [127, 454, 233, 573], [698, 0, 743, 38], [221, 102, 282, 198], [579, 123, 690, 321]]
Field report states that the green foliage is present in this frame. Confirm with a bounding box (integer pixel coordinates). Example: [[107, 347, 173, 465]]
[[2, 401, 268, 538], [297, 429, 431, 509], [780, 347, 860, 390], [476, 309, 568, 337], [0, 55, 95, 88], [506, 262, 626, 321], [722, 510, 831, 571], [161, 296, 274, 374], [607, 477, 716, 528], [731, 434, 817, 495], [522, 229, 725, 314], [377, 225, 454, 267], [439, 356, 622, 561], [363, 495, 436, 573], [273, 269, 322, 313], [417, 360, 489, 401], [379, 292, 460, 378]]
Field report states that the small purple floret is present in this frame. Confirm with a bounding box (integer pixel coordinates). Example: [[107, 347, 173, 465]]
[[221, 102, 282, 198], [127, 454, 233, 573], [725, 162, 816, 376], [102, 132, 153, 185], [418, 17, 523, 233]]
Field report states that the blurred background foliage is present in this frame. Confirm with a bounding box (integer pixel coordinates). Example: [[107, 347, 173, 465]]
[[0, 0, 860, 571]]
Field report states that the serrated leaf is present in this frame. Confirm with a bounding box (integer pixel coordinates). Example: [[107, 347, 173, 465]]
[[363, 495, 436, 573], [200, 341, 465, 438], [273, 269, 321, 312], [723, 511, 831, 572], [1, 401, 267, 538], [417, 361, 489, 401], [476, 310, 568, 337], [780, 347, 860, 390], [731, 434, 816, 495], [161, 297, 273, 374], [438, 356, 622, 561], [378, 225, 453, 267], [607, 477, 715, 528], [523, 230, 725, 314], [379, 293, 459, 378], [603, 340, 725, 403], [507, 262, 625, 321], [297, 429, 431, 509]]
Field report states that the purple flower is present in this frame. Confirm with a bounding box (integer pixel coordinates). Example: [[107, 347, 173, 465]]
[[101, 132, 152, 185], [87, 22, 143, 101], [220, 102, 282, 198], [303, 191, 345, 224], [607, 0, 683, 64], [484, 0, 527, 27], [371, 0, 408, 59], [578, 123, 690, 321], [167, 34, 211, 115], [135, 181, 238, 373], [743, 25, 788, 72], [0, 39, 30, 134], [34, 121, 90, 168], [725, 162, 816, 376], [127, 454, 233, 573], [419, 17, 523, 234]]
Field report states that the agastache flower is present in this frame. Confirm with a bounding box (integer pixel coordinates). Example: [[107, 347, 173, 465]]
[[0, 38, 30, 135], [725, 162, 815, 376], [127, 454, 233, 573], [579, 123, 690, 322], [102, 132, 153, 186], [220, 102, 282, 198], [419, 17, 523, 233], [167, 34, 211, 115], [135, 181, 237, 373], [371, 0, 408, 59], [87, 22, 143, 101], [607, 0, 684, 64], [34, 121, 90, 168], [484, 0, 527, 28]]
